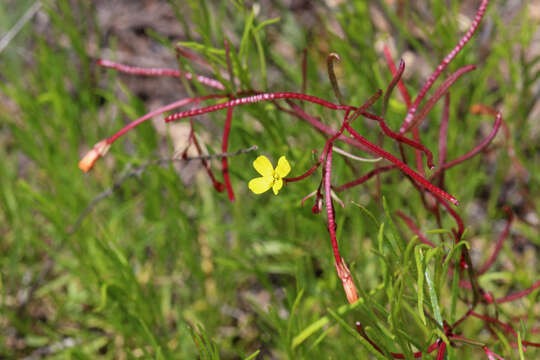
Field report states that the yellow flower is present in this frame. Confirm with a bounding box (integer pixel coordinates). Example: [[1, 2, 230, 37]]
[[248, 155, 291, 195]]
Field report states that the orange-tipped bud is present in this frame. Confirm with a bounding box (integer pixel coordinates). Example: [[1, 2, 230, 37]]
[[78, 140, 110, 173], [335, 258, 359, 304], [470, 104, 497, 116]]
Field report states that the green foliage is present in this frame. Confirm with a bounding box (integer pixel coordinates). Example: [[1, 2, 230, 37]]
[[1, 0, 539, 359]]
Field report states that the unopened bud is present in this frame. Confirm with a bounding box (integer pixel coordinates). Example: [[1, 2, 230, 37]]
[[335, 258, 359, 304], [213, 182, 225, 192], [78, 140, 110, 173], [470, 104, 497, 116]]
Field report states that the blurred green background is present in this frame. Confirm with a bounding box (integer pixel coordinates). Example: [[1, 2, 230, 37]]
[[1, 1, 539, 358]]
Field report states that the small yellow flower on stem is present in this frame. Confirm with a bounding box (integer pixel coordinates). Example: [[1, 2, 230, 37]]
[[248, 155, 291, 195]]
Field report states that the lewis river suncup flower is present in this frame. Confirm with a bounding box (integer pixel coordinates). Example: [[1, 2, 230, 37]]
[[248, 155, 291, 195]]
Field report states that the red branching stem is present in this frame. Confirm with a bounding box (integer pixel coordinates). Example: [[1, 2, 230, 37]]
[[324, 145, 341, 263], [431, 111, 502, 180], [470, 311, 517, 338], [404, 65, 477, 133], [344, 124, 459, 205], [400, 0, 490, 133], [345, 90, 383, 124], [360, 111, 435, 169], [222, 106, 235, 201], [107, 95, 226, 144], [284, 161, 322, 183], [97, 59, 225, 90], [333, 165, 396, 192], [320, 90, 382, 162], [395, 211, 436, 247], [382, 58, 405, 116], [355, 322, 439, 358], [477, 206, 513, 275], [282, 102, 372, 154], [496, 279, 540, 304], [327, 53, 345, 105], [381, 47, 425, 177], [383, 46, 412, 107], [188, 120, 224, 192], [165, 92, 354, 123]]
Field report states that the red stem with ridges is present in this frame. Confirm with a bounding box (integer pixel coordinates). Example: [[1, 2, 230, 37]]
[[107, 95, 226, 144], [400, 0, 490, 133], [382, 47, 425, 177], [344, 124, 459, 205], [165, 92, 354, 123], [404, 65, 477, 133], [324, 145, 341, 263], [222, 106, 235, 201], [360, 111, 435, 169], [97, 59, 225, 90]]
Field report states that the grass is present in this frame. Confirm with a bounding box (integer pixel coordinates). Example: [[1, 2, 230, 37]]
[[1, 0, 539, 359]]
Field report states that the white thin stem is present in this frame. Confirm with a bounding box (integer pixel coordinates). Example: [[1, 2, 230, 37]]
[[333, 146, 382, 163]]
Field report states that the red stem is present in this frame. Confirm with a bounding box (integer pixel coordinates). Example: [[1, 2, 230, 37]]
[[165, 92, 354, 123], [97, 59, 225, 90], [383, 46, 412, 108], [344, 124, 459, 205], [395, 211, 436, 247], [107, 95, 226, 144], [360, 111, 434, 169], [282, 102, 373, 154], [333, 165, 396, 192], [400, 0, 490, 133], [437, 93, 451, 187], [320, 90, 382, 162], [477, 206, 513, 275], [222, 106, 235, 201], [436, 342, 446, 360], [189, 120, 224, 192], [355, 322, 439, 358], [496, 279, 540, 304], [404, 65, 477, 133], [382, 47, 425, 178], [431, 111, 502, 180], [324, 145, 341, 264], [470, 311, 517, 338], [284, 161, 322, 183], [382, 58, 405, 116]]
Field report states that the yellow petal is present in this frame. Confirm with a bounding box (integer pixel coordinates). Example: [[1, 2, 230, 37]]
[[272, 178, 283, 195], [253, 155, 274, 177], [275, 156, 291, 178], [248, 176, 273, 194]]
